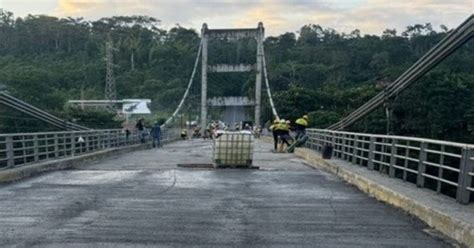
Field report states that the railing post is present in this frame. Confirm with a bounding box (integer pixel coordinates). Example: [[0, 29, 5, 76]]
[[416, 142, 428, 187], [334, 133, 339, 158], [307, 131, 313, 149], [117, 131, 121, 146], [389, 139, 397, 177], [367, 136, 375, 170], [54, 134, 59, 158], [352, 135, 358, 165], [85, 133, 90, 152], [331, 133, 336, 157], [437, 145, 445, 193], [314, 131, 318, 150], [21, 137, 26, 165], [343, 134, 348, 160], [33, 135, 39, 162], [71, 133, 76, 157], [121, 130, 126, 147], [6, 136, 14, 168], [107, 131, 112, 148], [457, 147, 474, 204]]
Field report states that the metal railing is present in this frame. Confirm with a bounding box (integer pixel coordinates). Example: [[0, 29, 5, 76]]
[[306, 129, 474, 204], [0, 128, 179, 170]]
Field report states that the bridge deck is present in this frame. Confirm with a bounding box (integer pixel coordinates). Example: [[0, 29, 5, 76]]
[[0, 139, 452, 247]]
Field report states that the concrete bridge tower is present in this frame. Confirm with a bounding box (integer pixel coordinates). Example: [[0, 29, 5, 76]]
[[200, 22, 265, 131]]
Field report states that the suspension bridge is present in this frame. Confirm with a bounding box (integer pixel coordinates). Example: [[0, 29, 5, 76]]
[[0, 15, 473, 247]]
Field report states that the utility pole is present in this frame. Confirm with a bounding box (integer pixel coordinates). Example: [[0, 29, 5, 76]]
[[200, 23, 208, 134], [254, 22, 264, 128], [105, 35, 117, 111]]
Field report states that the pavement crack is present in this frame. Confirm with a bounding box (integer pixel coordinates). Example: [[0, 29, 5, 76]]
[[155, 170, 177, 196]]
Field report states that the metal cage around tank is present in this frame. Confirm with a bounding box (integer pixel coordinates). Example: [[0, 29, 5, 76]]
[[213, 131, 254, 167]]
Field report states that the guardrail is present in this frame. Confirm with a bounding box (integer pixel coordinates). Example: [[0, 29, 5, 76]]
[[306, 129, 474, 204], [0, 128, 179, 170]]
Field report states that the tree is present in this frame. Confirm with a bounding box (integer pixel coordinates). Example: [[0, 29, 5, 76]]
[[0, 10, 472, 144]]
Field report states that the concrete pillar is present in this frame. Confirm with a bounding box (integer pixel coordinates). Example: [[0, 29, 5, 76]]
[[254, 22, 264, 127], [201, 23, 208, 133]]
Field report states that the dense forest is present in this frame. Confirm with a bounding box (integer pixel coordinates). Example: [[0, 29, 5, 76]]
[[0, 10, 472, 143]]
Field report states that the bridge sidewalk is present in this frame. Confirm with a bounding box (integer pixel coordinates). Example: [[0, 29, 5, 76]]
[[294, 146, 474, 247]]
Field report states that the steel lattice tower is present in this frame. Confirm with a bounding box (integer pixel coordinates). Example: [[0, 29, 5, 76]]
[[105, 39, 117, 110]]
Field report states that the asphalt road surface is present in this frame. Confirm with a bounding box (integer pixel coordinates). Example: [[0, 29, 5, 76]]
[[0, 139, 454, 247]]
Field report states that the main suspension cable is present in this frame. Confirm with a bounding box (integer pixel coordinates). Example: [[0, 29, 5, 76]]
[[162, 40, 203, 127], [261, 43, 280, 120]]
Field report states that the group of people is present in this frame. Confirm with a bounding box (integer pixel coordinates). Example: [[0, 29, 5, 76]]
[[199, 121, 262, 140], [132, 115, 304, 150], [135, 118, 162, 148], [269, 114, 309, 153]]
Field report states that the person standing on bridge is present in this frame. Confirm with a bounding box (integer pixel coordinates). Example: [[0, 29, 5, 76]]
[[150, 121, 162, 148], [269, 119, 279, 152], [136, 118, 146, 143], [295, 114, 309, 140], [277, 119, 292, 152]]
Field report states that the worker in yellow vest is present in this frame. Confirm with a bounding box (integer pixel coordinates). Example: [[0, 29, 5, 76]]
[[269, 119, 279, 151], [295, 114, 309, 140], [276, 119, 291, 152]]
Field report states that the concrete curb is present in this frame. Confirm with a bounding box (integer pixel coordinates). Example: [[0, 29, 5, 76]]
[[294, 147, 474, 247]]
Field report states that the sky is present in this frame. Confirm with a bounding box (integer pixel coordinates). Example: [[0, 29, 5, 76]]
[[0, 0, 472, 36]]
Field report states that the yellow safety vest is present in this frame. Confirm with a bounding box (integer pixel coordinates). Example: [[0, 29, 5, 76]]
[[276, 123, 289, 131], [295, 118, 308, 127], [270, 124, 276, 131]]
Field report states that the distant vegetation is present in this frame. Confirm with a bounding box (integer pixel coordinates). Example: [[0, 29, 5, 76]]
[[0, 10, 472, 143]]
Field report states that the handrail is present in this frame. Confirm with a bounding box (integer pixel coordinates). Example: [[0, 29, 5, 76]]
[[306, 129, 474, 204], [0, 128, 180, 170], [309, 128, 474, 149]]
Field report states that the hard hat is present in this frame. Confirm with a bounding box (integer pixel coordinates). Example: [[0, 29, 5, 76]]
[[303, 115, 309, 120], [279, 119, 286, 123], [286, 120, 290, 124]]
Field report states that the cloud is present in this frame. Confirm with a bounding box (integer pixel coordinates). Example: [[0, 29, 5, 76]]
[[54, 0, 150, 17], [261, 0, 473, 35], [55, 0, 107, 16], [48, 0, 474, 36], [234, 5, 288, 30]]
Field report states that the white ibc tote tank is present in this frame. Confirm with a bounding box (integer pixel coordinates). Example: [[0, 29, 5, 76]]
[[213, 131, 254, 167]]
